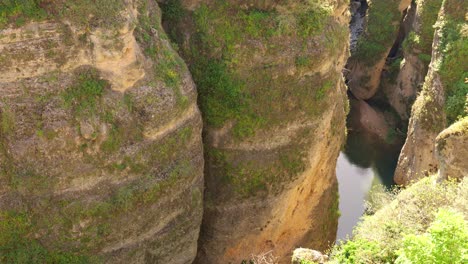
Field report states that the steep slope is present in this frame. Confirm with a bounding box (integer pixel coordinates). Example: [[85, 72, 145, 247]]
[[381, 0, 443, 120], [395, 0, 467, 184], [346, 0, 411, 100], [0, 0, 203, 263], [162, 0, 350, 262]]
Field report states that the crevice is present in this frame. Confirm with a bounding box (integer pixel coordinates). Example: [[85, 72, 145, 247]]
[[349, 0, 368, 53]]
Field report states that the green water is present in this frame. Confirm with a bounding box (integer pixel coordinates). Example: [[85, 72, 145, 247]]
[[336, 98, 404, 240]]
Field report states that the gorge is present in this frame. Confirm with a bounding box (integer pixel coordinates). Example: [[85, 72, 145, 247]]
[[0, 0, 466, 264]]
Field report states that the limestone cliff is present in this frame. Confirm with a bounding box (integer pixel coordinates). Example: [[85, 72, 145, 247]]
[[381, 0, 443, 120], [162, 0, 350, 262], [346, 0, 410, 100], [436, 117, 468, 180], [0, 0, 203, 263], [395, 0, 467, 185]]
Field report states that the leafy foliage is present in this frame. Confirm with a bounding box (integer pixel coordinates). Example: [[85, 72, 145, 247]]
[[330, 176, 468, 263], [396, 209, 468, 264]]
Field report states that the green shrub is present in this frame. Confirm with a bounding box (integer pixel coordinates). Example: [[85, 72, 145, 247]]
[[445, 79, 468, 124], [160, 0, 184, 22], [315, 80, 333, 100], [396, 209, 468, 264], [333, 238, 387, 264], [0, 0, 48, 28], [415, 0, 444, 54], [62, 70, 107, 116], [193, 57, 245, 127], [330, 176, 467, 263], [418, 53, 432, 63]]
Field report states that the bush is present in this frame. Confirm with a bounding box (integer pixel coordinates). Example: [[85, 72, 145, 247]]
[[333, 238, 387, 264], [396, 209, 468, 264], [330, 176, 467, 263]]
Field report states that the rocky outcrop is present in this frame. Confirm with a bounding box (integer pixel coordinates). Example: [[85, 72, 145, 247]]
[[163, 0, 350, 262], [346, 0, 411, 100], [382, 0, 443, 120], [395, 0, 467, 185], [291, 248, 328, 264], [436, 117, 468, 180], [356, 99, 389, 139], [0, 0, 203, 263]]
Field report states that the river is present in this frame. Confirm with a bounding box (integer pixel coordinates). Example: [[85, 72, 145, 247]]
[[335, 100, 404, 241]]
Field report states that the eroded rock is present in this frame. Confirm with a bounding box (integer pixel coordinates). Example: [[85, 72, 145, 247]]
[[436, 117, 468, 180]]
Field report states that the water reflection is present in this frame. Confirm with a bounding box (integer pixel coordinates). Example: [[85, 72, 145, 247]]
[[335, 125, 402, 241]]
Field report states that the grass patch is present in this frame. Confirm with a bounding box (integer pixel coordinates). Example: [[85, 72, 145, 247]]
[[209, 141, 308, 198], [1, 107, 15, 135], [0, 0, 48, 28], [0, 0, 126, 29], [62, 69, 107, 117], [0, 211, 95, 263], [415, 0, 444, 54]]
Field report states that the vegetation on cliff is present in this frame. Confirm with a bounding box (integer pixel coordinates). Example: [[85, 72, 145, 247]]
[[353, 0, 401, 65], [329, 175, 468, 263], [0, 0, 125, 29], [437, 0, 468, 124], [164, 0, 346, 139]]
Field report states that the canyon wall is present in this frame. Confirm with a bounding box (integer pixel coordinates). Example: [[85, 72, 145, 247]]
[[346, 0, 410, 100], [381, 0, 443, 120], [0, 0, 204, 263], [395, 0, 467, 184], [162, 0, 350, 262]]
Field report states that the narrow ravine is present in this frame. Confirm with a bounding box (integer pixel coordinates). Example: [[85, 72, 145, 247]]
[[336, 100, 403, 240], [336, 0, 410, 241]]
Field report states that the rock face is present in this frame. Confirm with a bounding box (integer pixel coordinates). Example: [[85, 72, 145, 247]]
[[0, 0, 203, 263], [356, 99, 389, 139], [436, 117, 468, 180], [394, 0, 467, 185], [162, 0, 350, 262], [382, 0, 443, 120], [345, 0, 410, 100]]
